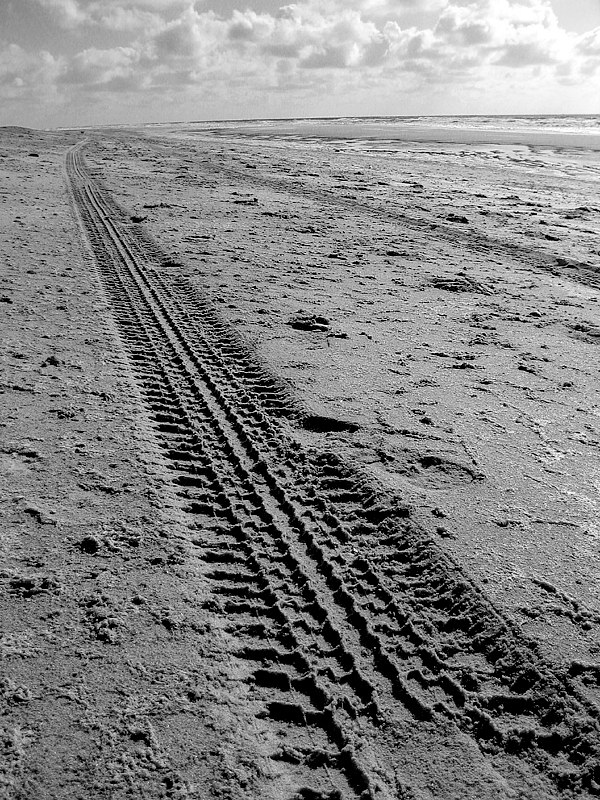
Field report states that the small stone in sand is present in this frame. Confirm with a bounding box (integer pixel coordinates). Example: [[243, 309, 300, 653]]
[[80, 536, 101, 554], [288, 314, 330, 332], [41, 354, 63, 367]]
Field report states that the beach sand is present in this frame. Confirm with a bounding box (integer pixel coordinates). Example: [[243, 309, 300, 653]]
[[2, 123, 600, 798]]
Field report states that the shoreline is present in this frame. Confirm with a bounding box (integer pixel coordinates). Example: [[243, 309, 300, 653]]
[[199, 123, 600, 150]]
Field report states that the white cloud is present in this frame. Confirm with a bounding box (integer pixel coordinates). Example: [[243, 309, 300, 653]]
[[222, 6, 387, 67], [2, 0, 598, 124], [59, 45, 141, 86], [31, 0, 188, 30], [152, 8, 228, 63], [34, 0, 88, 27], [577, 26, 600, 56], [433, 0, 573, 66], [300, 0, 445, 16], [0, 43, 60, 92], [574, 25, 600, 76]]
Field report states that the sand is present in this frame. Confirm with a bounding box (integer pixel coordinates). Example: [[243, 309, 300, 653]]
[[1, 123, 600, 799]]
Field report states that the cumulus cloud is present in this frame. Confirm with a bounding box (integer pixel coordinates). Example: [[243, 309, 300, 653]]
[[0, 43, 60, 90], [300, 0, 446, 17], [434, 0, 572, 67], [574, 25, 600, 76], [26, 0, 589, 78], [0, 41, 62, 112], [2, 0, 598, 124], [577, 26, 600, 57], [34, 0, 88, 27], [59, 45, 141, 87], [222, 6, 387, 68]]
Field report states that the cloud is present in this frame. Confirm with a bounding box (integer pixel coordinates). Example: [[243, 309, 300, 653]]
[[577, 26, 600, 56], [303, 0, 445, 17], [495, 40, 557, 66], [31, 0, 188, 30], [2, 0, 598, 125], [34, 0, 88, 27], [0, 43, 59, 89], [433, 0, 573, 66], [574, 25, 600, 76], [24, 0, 586, 77], [373, 0, 581, 81], [148, 4, 389, 72], [435, 5, 495, 45], [0, 41, 61, 107], [223, 6, 387, 67], [59, 45, 141, 87], [152, 7, 228, 64]]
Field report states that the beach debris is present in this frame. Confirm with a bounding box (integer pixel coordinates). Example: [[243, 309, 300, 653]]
[[261, 210, 294, 219], [233, 197, 259, 205], [447, 213, 469, 224], [567, 322, 600, 345], [162, 258, 184, 269], [1, 678, 32, 704], [41, 354, 62, 367], [22, 503, 56, 525], [301, 414, 359, 433], [288, 313, 330, 332], [130, 215, 147, 223], [452, 361, 477, 370], [80, 535, 101, 554], [9, 572, 59, 597], [517, 363, 537, 374], [430, 274, 493, 295]]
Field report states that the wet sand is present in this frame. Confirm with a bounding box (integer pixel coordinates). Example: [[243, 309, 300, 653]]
[[2, 122, 600, 798], [201, 121, 600, 150]]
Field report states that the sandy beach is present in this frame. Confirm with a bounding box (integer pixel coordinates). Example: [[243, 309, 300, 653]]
[[2, 121, 600, 799]]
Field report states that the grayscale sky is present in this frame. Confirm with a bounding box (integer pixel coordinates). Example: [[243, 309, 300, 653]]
[[1, 0, 598, 127]]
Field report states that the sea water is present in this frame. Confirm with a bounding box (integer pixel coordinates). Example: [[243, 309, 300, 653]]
[[167, 114, 600, 151]]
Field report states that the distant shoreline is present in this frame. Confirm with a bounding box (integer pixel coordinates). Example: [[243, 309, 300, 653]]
[[177, 121, 600, 151], [52, 112, 599, 142]]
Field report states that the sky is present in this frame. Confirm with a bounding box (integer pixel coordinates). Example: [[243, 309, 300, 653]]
[[0, 0, 598, 127]]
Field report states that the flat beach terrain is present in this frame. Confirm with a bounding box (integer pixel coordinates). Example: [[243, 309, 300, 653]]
[[2, 119, 600, 799]]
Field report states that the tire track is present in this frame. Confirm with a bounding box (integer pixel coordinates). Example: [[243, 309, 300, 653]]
[[67, 141, 600, 799]]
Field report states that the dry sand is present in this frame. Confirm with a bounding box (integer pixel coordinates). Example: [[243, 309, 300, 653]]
[[1, 123, 600, 799]]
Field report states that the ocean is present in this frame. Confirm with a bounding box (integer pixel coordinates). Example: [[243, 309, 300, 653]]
[[161, 114, 600, 151]]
